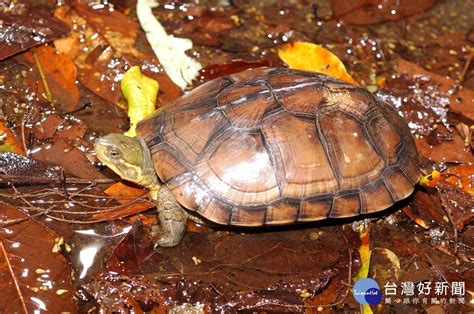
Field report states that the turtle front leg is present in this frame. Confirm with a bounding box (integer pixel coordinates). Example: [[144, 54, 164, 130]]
[[153, 185, 188, 247]]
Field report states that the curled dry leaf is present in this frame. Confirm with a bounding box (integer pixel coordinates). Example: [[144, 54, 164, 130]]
[[278, 42, 357, 84], [455, 122, 473, 151]]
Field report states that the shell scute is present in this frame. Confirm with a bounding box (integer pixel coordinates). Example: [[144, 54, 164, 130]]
[[137, 67, 421, 226]]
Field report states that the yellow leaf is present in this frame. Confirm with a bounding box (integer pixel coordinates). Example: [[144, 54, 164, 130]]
[[121, 66, 159, 137], [278, 41, 357, 85], [353, 226, 373, 314], [419, 170, 441, 187], [353, 226, 371, 282], [0, 121, 24, 154]]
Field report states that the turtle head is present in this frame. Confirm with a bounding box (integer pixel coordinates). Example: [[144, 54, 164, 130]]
[[94, 133, 156, 187]]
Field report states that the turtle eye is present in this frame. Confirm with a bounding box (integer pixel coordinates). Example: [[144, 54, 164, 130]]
[[109, 150, 121, 158]]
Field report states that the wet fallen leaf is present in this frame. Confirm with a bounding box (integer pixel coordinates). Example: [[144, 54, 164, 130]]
[[195, 59, 283, 85], [402, 189, 447, 231], [104, 182, 149, 205], [80, 271, 165, 312], [30, 139, 106, 179], [105, 222, 360, 311], [376, 61, 474, 163], [31, 115, 65, 140], [54, 3, 181, 106], [0, 122, 24, 154], [15, 45, 79, 112], [0, 204, 76, 313], [396, 59, 474, 121], [121, 66, 159, 137], [182, 10, 236, 47], [91, 182, 155, 221], [0, 5, 69, 61], [401, 206, 430, 229], [278, 42, 357, 84], [0, 152, 59, 181], [420, 165, 474, 195], [332, 0, 438, 25], [437, 182, 474, 232]]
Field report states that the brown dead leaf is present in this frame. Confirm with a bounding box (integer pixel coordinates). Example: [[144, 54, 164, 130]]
[[30, 138, 106, 179], [0, 204, 75, 313], [376, 59, 474, 163], [182, 11, 236, 47], [332, 0, 438, 25], [105, 220, 360, 311], [54, 3, 181, 107], [195, 59, 283, 85], [14, 45, 79, 112], [91, 182, 154, 221], [31, 115, 65, 140], [415, 126, 473, 163], [0, 5, 69, 61], [438, 181, 474, 231], [397, 59, 474, 121]]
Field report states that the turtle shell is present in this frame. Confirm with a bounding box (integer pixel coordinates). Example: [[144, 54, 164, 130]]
[[137, 67, 421, 226]]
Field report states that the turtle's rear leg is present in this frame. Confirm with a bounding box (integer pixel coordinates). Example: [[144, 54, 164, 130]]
[[153, 186, 188, 247]]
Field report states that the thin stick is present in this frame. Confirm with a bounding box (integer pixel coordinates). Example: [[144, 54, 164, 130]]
[[0, 174, 116, 185], [32, 51, 53, 103], [0, 208, 51, 227], [458, 49, 473, 85]]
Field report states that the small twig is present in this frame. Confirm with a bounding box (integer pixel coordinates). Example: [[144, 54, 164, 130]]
[[60, 171, 70, 199], [12, 184, 36, 210], [440, 200, 459, 255], [401, 255, 417, 271], [318, 248, 353, 308], [0, 174, 116, 185], [458, 49, 473, 85], [32, 50, 53, 102], [425, 253, 448, 283], [20, 109, 30, 156], [209, 283, 224, 297], [0, 207, 51, 227]]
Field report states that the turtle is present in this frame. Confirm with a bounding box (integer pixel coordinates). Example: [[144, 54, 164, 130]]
[[94, 67, 421, 247]]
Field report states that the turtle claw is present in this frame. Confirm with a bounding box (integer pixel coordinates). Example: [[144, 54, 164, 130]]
[[352, 218, 374, 233], [155, 233, 183, 248]]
